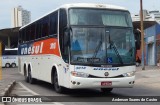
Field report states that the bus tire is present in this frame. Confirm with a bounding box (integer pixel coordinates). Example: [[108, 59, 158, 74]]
[[11, 63, 16, 68], [24, 65, 29, 82], [28, 66, 36, 84], [53, 71, 65, 93], [5, 63, 10, 68], [101, 88, 113, 93]]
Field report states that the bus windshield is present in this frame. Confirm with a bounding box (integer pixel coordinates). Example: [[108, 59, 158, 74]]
[[69, 9, 135, 66], [69, 8, 132, 27]]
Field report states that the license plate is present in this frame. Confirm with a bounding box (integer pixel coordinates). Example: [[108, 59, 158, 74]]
[[101, 81, 112, 86]]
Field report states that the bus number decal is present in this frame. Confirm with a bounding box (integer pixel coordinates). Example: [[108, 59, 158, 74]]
[[50, 43, 56, 49]]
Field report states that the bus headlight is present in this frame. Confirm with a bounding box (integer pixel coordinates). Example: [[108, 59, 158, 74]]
[[71, 71, 89, 78], [122, 71, 135, 77]]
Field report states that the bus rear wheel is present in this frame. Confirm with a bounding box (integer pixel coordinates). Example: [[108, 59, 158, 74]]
[[24, 65, 29, 82], [11, 63, 16, 68], [101, 88, 113, 93], [5, 63, 10, 68], [53, 71, 65, 93], [28, 67, 36, 84]]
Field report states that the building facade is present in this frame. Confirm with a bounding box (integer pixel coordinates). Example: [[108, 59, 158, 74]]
[[11, 6, 31, 27], [132, 10, 160, 22], [144, 24, 160, 65]]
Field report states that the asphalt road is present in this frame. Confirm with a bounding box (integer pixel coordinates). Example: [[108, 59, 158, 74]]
[[3, 68, 160, 105]]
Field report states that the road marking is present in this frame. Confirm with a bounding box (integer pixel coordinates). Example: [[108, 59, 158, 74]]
[[18, 82, 64, 105], [18, 82, 39, 95]]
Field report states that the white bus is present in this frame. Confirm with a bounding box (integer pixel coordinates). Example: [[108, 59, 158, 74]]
[[2, 48, 18, 68], [18, 3, 136, 93]]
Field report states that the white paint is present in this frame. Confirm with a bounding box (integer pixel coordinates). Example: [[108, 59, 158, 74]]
[[18, 82, 39, 95], [18, 82, 64, 105]]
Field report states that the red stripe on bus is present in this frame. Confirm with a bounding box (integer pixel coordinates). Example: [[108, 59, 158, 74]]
[[32, 38, 61, 56]]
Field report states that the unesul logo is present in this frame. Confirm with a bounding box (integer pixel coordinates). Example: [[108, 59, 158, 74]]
[[21, 42, 44, 55]]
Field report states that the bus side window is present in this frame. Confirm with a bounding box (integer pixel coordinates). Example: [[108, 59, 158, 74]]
[[59, 9, 68, 62], [36, 20, 42, 39], [19, 30, 22, 43], [21, 29, 26, 43], [50, 11, 58, 36], [30, 23, 36, 40], [42, 16, 49, 37], [26, 26, 30, 42]]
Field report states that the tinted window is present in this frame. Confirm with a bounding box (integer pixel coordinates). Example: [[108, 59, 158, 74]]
[[36, 20, 42, 39], [22, 29, 26, 42], [59, 9, 67, 35], [42, 16, 49, 37], [19, 30, 22, 43], [50, 11, 58, 36], [30, 23, 36, 40], [26, 26, 30, 41]]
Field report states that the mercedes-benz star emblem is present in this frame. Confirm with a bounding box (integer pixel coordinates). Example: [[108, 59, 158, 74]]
[[104, 72, 109, 76]]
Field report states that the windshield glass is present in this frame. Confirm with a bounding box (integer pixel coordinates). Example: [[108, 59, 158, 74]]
[[106, 28, 135, 64], [69, 8, 135, 66], [70, 27, 135, 65], [69, 9, 132, 27], [71, 27, 106, 64]]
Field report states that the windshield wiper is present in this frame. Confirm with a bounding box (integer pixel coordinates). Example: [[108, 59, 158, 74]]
[[92, 40, 102, 59], [108, 31, 123, 65], [92, 34, 103, 60], [110, 41, 123, 65]]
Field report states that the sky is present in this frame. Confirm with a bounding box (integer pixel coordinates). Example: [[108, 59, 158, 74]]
[[0, 0, 159, 29]]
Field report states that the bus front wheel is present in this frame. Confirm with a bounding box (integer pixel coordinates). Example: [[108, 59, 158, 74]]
[[101, 88, 113, 93], [53, 71, 65, 93]]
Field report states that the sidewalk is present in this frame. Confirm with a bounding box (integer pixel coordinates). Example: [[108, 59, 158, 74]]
[[0, 68, 16, 96], [136, 65, 160, 71]]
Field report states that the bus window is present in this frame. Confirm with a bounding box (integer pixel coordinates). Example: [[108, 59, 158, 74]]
[[26, 26, 30, 41], [42, 16, 49, 37], [30, 23, 36, 40], [49, 11, 58, 36], [36, 20, 42, 39]]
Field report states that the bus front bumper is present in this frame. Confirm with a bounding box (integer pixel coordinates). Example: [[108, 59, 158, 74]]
[[69, 76, 135, 89]]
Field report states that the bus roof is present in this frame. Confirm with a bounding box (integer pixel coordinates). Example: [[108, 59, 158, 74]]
[[20, 3, 127, 30], [61, 3, 127, 10]]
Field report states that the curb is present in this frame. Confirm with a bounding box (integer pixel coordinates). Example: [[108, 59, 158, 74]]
[[0, 80, 16, 105], [2, 80, 16, 96]]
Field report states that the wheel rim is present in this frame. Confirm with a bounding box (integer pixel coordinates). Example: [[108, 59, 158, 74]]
[[6, 64, 10, 68], [12, 64, 16, 67]]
